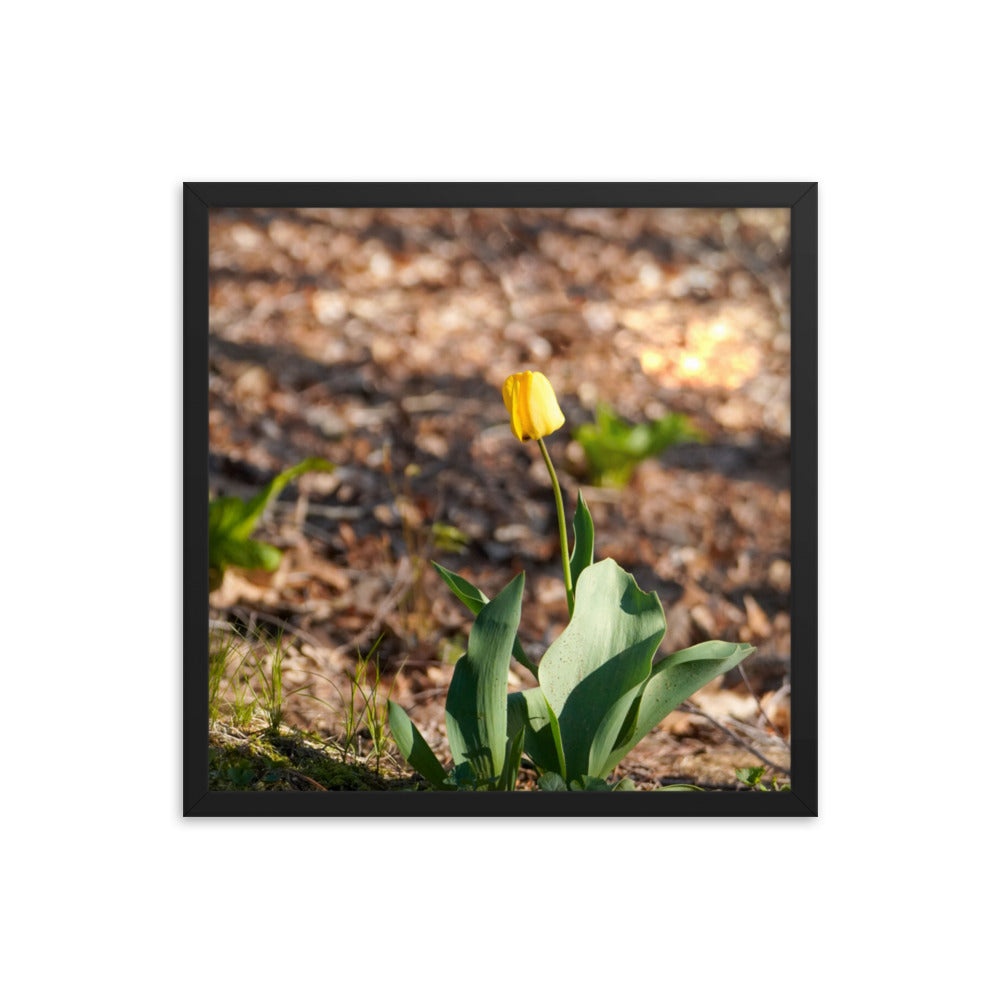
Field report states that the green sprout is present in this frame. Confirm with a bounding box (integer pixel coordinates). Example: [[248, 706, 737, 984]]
[[736, 766, 790, 792], [209, 457, 333, 590], [573, 403, 704, 487]]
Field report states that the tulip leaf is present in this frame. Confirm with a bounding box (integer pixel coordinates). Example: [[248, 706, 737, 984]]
[[568, 490, 594, 594], [500, 726, 526, 791], [445, 573, 525, 786], [537, 559, 665, 784], [588, 681, 651, 779], [603, 640, 756, 773], [509, 687, 566, 779], [431, 561, 490, 614], [432, 561, 537, 676], [544, 696, 567, 782], [387, 701, 449, 789]]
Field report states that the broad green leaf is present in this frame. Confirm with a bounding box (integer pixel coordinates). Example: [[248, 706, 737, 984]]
[[603, 640, 755, 773], [387, 701, 449, 789], [609, 685, 642, 754], [588, 681, 650, 779], [568, 490, 594, 595], [537, 559, 665, 784], [655, 784, 703, 791], [445, 573, 525, 784], [432, 562, 537, 676]]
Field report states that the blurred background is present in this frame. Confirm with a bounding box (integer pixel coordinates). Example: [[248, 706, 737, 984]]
[[208, 206, 792, 787]]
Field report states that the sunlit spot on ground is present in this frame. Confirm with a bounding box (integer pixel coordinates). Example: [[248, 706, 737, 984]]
[[640, 318, 762, 390]]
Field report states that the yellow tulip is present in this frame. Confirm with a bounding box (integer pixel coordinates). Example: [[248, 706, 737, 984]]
[[502, 371, 566, 442]]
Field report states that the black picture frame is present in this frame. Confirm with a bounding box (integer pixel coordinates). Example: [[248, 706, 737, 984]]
[[184, 182, 817, 818]]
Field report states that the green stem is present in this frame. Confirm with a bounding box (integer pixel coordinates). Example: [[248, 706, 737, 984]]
[[538, 437, 574, 617]]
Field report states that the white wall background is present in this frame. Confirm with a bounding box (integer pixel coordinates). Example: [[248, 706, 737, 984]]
[[4, 2, 996, 996]]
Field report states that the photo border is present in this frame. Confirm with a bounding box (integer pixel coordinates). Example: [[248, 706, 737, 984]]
[[184, 182, 818, 818]]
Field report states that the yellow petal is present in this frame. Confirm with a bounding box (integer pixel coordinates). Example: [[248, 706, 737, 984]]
[[501, 371, 565, 442], [502, 373, 517, 412], [509, 376, 525, 441]]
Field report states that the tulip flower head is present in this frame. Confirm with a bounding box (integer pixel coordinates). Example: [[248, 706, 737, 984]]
[[502, 371, 566, 442]]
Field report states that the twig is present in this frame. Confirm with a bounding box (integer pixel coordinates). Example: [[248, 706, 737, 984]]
[[737, 662, 791, 750], [271, 500, 365, 520], [724, 717, 788, 749], [402, 685, 450, 705], [679, 703, 791, 777], [226, 608, 324, 650]]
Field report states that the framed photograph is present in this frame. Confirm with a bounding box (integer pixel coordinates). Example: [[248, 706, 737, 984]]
[[184, 182, 817, 817]]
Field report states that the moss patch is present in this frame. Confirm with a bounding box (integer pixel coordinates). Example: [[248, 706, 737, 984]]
[[209, 723, 417, 791]]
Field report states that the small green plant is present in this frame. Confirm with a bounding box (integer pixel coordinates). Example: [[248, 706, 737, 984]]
[[209, 627, 237, 726], [735, 766, 790, 791], [431, 521, 471, 554], [342, 637, 394, 773], [252, 629, 287, 733], [573, 402, 704, 487], [286, 635, 396, 775], [388, 371, 754, 791], [209, 624, 302, 734], [224, 764, 256, 787], [209, 456, 333, 590]]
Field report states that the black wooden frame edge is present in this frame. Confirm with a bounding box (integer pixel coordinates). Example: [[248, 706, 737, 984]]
[[789, 184, 818, 816], [184, 184, 211, 816], [186, 181, 815, 209], [185, 789, 815, 818], [183, 181, 818, 818]]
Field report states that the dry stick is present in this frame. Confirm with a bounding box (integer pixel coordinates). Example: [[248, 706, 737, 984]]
[[679, 703, 792, 777], [725, 716, 788, 749], [271, 500, 365, 520], [227, 607, 323, 650], [737, 662, 791, 751], [403, 685, 450, 704]]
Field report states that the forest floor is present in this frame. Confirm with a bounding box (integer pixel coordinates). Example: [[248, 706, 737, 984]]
[[207, 205, 793, 792]]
